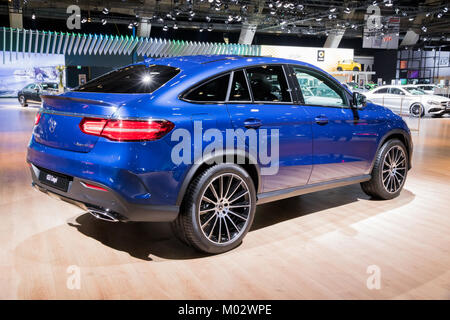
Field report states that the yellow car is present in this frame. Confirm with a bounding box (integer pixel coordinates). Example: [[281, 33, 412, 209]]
[[337, 60, 362, 72]]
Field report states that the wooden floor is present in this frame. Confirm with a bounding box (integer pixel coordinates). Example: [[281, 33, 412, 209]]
[[0, 100, 449, 299]]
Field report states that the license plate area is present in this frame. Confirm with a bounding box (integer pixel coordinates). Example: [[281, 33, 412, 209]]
[[38, 168, 72, 192]]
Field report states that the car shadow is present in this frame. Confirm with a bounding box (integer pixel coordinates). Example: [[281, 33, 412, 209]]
[[68, 184, 415, 261]]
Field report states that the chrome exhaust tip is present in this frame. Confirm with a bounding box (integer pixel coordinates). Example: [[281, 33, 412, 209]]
[[87, 207, 120, 222]]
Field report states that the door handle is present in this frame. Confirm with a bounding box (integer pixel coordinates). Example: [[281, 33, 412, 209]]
[[314, 115, 329, 125], [244, 118, 262, 129]]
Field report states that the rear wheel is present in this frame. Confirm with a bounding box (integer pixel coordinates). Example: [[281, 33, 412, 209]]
[[410, 103, 424, 117], [18, 95, 27, 107], [172, 164, 256, 254], [337, 67, 343, 71], [361, 139, 408, 200], [353, 67, 360, 71]]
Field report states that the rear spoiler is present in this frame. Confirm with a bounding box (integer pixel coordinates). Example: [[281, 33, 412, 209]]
[[40, 95, 115, 107]]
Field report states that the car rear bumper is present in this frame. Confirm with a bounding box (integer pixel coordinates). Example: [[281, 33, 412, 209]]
[[29, 163, 179, 222]]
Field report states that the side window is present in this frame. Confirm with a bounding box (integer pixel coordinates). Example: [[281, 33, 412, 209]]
[[292, 67, 347, 107], [246, 65, 291, 102], [374, 88, 388, 94], [390, 88, 405, 95], [184, 74, 230, 102], [228, 70, 251, 101], [26, 84, 35, 90]]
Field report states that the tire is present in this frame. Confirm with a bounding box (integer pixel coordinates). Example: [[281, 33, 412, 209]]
[[172, 163, 257, 254], [361, 139, 408, 200], [353, 67, 360, 71], [337, 67, 343, 71], [18, 95, 27, 107], [410, 103, 424, 117]]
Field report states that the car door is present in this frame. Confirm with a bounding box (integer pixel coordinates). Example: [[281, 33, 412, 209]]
[[226, 65, 313, 193], [385, 87, 406, 113], [23, 84, 35, 100], [367, 87, 388, 105], [290, 65, 379, 184]]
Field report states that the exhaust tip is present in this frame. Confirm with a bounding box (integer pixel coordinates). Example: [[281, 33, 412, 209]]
[[87, 208, 120, 222]]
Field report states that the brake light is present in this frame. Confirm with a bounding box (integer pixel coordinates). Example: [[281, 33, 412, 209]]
[[34, 112, 41, 125], [79, 118, 174, 141]]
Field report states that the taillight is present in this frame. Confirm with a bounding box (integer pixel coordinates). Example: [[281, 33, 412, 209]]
[[79, 118, 174, 141], [34, 112, 41, 125]]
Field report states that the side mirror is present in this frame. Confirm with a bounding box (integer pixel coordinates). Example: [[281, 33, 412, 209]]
[[352, 92, 367, 109]]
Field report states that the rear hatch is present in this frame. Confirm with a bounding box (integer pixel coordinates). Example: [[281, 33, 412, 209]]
[[33, 63, 180, 153], [34, 92, 146, 152]]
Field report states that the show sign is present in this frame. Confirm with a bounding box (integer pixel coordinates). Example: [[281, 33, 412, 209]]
[[0, 52, 64, 98], [259, 45, 354, 73]]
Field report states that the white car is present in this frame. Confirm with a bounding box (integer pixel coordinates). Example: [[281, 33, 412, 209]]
[[364, 85, 450, 117]]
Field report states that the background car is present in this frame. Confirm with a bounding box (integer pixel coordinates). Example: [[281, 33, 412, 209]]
[[27, 55, 412, 254], [336, 60, 362, 72], [364, 85, 450, 117], [17, 82, 59, 107]]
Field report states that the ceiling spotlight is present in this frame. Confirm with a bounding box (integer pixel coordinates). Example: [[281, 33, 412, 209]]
[[443, 7, 448, 13], [31, 12, 36, 20], [173, 23, 178, 30], [385, 0, 393, 7], [128, 23, 133, 29], [395, 8, 400, 14], [426, 12, 431, 17], [101, 18, 107, 25], [133, 21, 139, 26], [437, 13, 443, 18], [199, 28, 204, 32], [297, 4, 304, 11], [402, 12, 407, 17], [81, 17, 87, 24], [207, 25, 213, 32], [344, 7, 351, 14], [269, 3, 273, 8], [163, 25, 168, 31], [189, 10, 195, 17], [329, 7, 336, 13], [409, 17, 414, 21], [206, 16, 211, 22], [102, 7, 109, 14], [270, 10, 276, 15]]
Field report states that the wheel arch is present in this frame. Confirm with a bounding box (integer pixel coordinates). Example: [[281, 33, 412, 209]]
[[175, 150, 261, 206], [372, 129, 413, 172]]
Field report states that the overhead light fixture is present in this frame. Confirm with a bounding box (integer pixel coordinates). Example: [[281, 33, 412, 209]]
[[199, 28, 204, 32], [315, 18, 322, 22], [31, 12, 36, 20], [128, 23, 133, 29], [163, 25, 168, 31], [297, 4, 304, 11], [207, 25, 213, 32], [81, 17, 87, 24], [102, 7, 109, 15], [206, 16, 211, 22], [133, 21, 139, 26], [329, 7, 336, 13], [344, 7, 351, 14], [437, 13, 443, 18], [385, 0, 393, 7], [173, 23, 178, 30], [409, 17, 414, 21], [443, 7, 448, 13], [101, 19, 107, 25]]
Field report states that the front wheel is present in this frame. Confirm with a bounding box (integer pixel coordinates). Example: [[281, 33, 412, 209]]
[[18, 95, 27, 107], [410, 103, 424, 117], [361, 139, 408, 200], [172, 164, 256, 254]]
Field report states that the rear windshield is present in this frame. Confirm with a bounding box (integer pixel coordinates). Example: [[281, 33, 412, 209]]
[[74, 64, 180, 93]]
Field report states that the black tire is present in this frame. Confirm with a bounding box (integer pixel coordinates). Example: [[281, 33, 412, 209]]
[[18, 95, 27, 107], [337, 67, 343, 71], [172, 163, 257, 254], [410, 103, 424, 118], [353, 67, 360, 71], [361, 139, 408, 200]]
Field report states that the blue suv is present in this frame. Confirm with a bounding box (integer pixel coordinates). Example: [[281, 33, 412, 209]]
[[27, 55, 412, 253]]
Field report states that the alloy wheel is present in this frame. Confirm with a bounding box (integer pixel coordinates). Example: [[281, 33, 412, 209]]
[[198, 173, 252, 245], [382, 145, 407, 193]]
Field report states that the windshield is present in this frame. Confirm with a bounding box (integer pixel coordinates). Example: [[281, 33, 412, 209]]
[[404, 87, 426, 95], [75, 64, 180, 93]]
